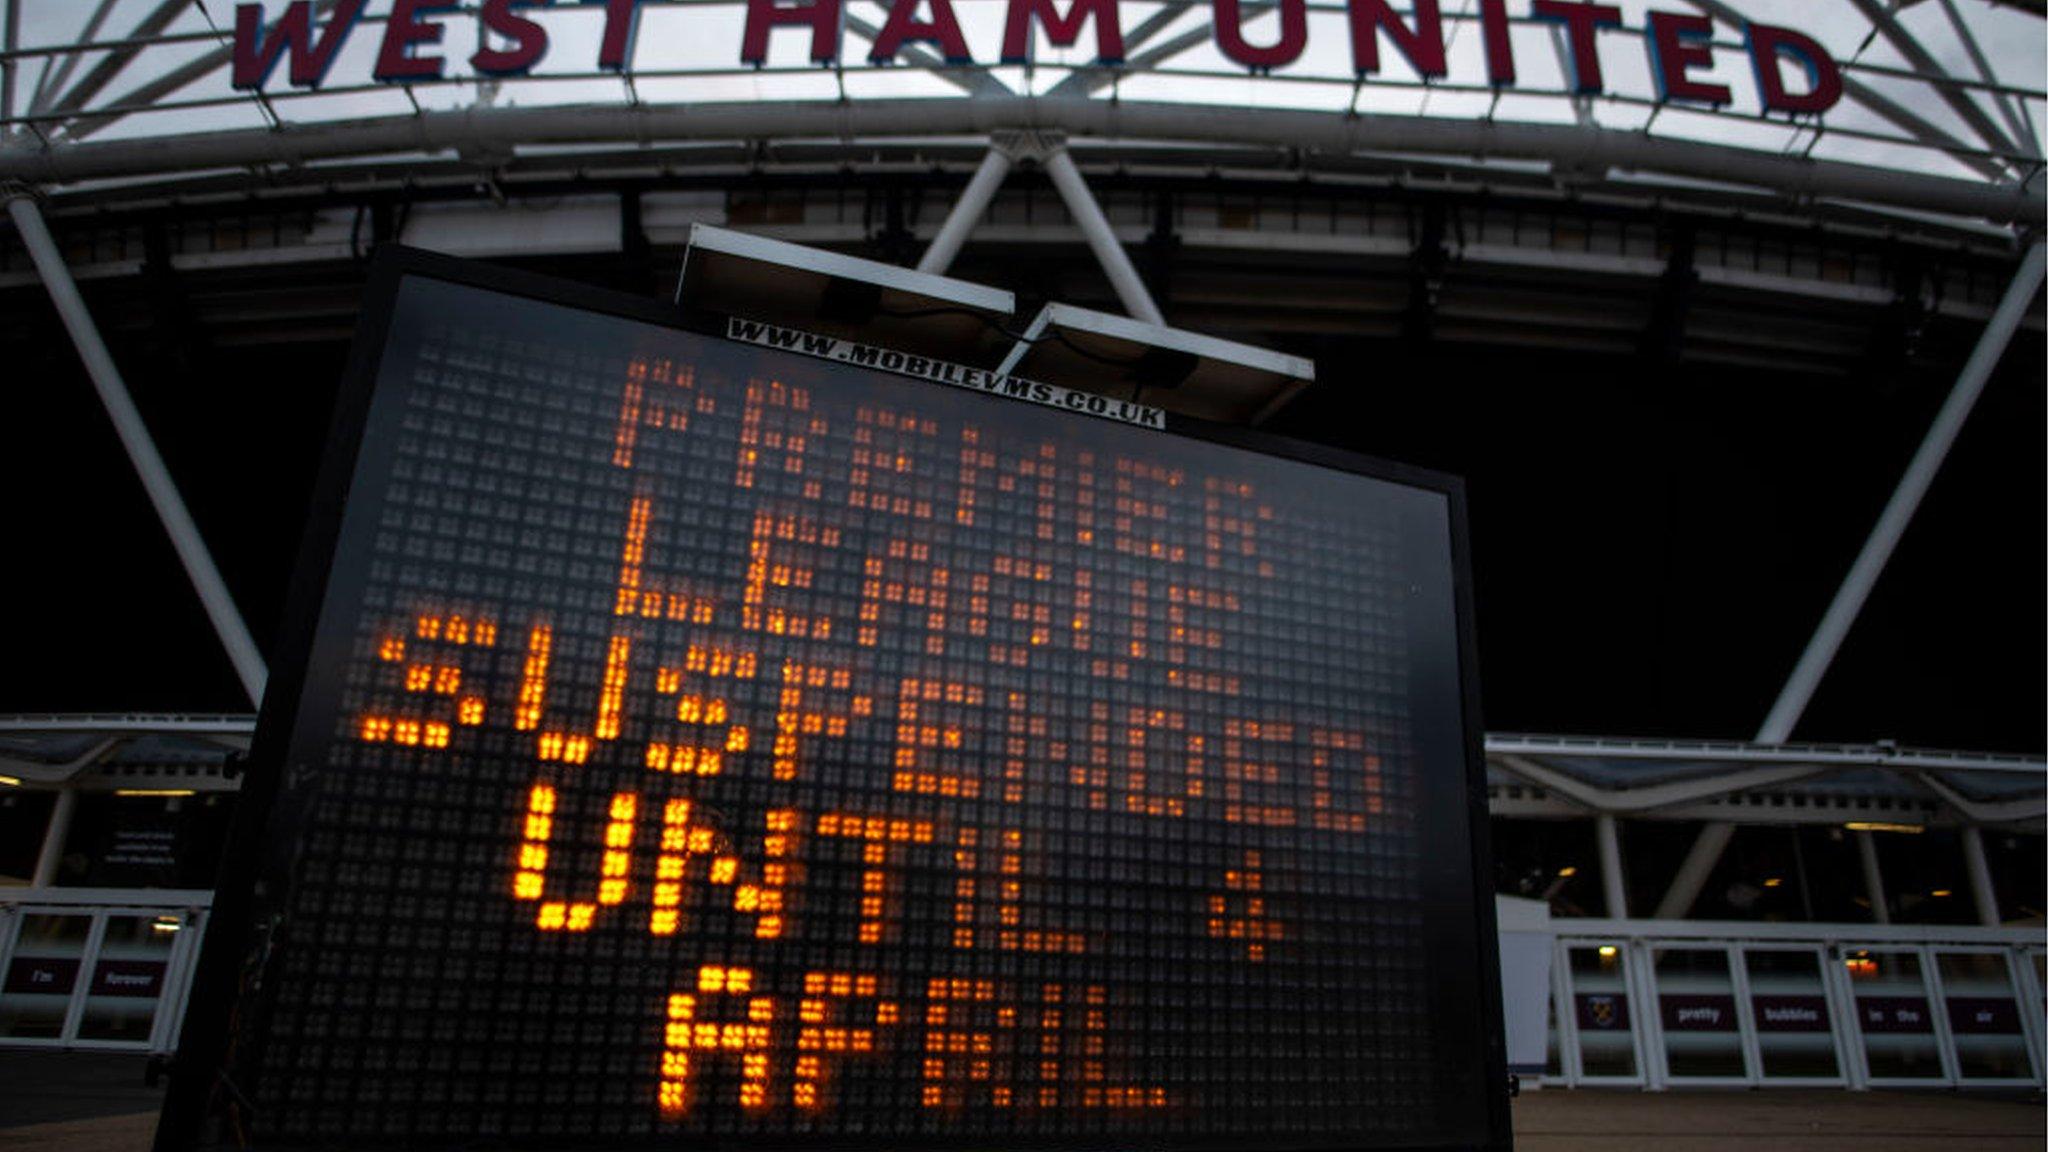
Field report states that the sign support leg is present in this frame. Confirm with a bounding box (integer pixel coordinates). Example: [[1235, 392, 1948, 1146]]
[[4, 190, 269, 707]]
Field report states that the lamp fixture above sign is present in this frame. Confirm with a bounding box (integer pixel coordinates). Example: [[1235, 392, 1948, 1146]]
[[678, 227, 1315, 424], [996, 303, 1317, 426], [678, 224, 1018, 367]]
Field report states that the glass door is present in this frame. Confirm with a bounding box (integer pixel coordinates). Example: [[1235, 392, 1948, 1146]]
[[1740, 946, 1844, 1085], [74, 913, 185, 1047], [1650, 945, 1749, 1084], [1562, 940, 1644, 1085], [1931, 949, 2038, 1086], [0, 912, 96, 1042], [0, 905, 204, 1051], [1841, 946, 1953, 1086]]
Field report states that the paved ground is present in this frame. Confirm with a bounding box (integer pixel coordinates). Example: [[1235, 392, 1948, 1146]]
[[0, 1052, 2039, 1151], [0, 1051, 163, 1129], [1514, 1086, 2043, 1151], [6, 1112, 159, 1152]]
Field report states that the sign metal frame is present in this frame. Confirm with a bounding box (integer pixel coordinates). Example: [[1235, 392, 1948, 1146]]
[[156, 244, 1511, 1152]]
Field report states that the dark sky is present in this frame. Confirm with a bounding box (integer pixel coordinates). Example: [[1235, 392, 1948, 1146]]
[[2, 254, 2041, 754], [1271, 329, 2046, 752]]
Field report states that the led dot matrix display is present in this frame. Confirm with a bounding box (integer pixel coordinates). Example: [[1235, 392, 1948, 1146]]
[[179, 255, 1507, 1151]]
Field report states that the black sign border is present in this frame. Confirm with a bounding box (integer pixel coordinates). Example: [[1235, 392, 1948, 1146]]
[[158, 245, 1511, 1152]]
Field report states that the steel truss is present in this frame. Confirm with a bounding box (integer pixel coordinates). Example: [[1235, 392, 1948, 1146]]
[[0, 1, 2038, 226]]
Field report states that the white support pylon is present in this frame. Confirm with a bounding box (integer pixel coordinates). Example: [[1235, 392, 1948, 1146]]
[[6, 189, 269, 707], [1758, 241, 2046, 745], [1656, 241, 2046, 921]]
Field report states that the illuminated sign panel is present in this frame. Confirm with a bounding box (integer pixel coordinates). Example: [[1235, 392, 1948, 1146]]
[[169, 252, 1505, 1150]]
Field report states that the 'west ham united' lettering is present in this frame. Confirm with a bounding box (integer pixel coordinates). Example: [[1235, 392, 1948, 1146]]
[[232, 0, 1843, 115]]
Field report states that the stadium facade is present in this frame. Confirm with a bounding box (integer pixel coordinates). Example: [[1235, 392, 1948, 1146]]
[[0, 0, 2042, 1096]]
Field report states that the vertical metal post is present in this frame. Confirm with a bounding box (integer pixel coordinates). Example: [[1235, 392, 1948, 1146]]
[[1757, 241, 2047, 744], [1855, 830, 1891, 924], [2012, 948, 2046, 1081], [1630, 941, 1666, 1090], [159, 907, 209, 1053], [31, 787, 78, 888], [1918, 943, 1965, 1083], [1726, 947, 1765, 1085], [1827, 942, 1872, 1091], [59, 913, 110, 1042], [6, 192, 268, 707], [1652, 822, 1733, 920], [1595, 813, 1627, 918], [1548, 26, 1594, 127], [1551, 937, 1583, 1085], [915, 147, 1013, 276], [1042, 146, 1166, 326], [3, 0, 19, 128], [1960, 826, 2000, 927]]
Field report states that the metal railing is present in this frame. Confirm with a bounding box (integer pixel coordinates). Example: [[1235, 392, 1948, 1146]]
[[0, 887, 211, 1053], [1539, 917, 2046, 1090], [6, 883, 2040, 1099]]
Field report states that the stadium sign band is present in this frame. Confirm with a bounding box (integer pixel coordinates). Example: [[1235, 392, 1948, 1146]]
[[233, 0, 1846, 116], [724, 316, 1169, 431]]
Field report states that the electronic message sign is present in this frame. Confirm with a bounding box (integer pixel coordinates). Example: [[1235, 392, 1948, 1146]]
[[162, 249, 1508, 1151]]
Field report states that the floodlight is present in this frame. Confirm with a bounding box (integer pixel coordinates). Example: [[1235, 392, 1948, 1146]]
[[678, 224, 1017, 366], [994, 303, 1316, 426]]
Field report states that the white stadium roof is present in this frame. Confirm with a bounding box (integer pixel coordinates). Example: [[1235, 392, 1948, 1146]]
[[0, 0, 2039, 228]]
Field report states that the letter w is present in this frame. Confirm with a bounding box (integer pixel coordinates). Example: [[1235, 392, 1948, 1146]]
[[233, 0, 368, 90]]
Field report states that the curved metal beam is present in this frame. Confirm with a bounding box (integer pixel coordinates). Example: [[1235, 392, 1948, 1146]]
[[2, 97, 2040, 225], [1913, 770, 2048, 826], [1492, 754, 1833, 814], [0, 736, 119, 784], [1484, 733, 2046, 774]]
